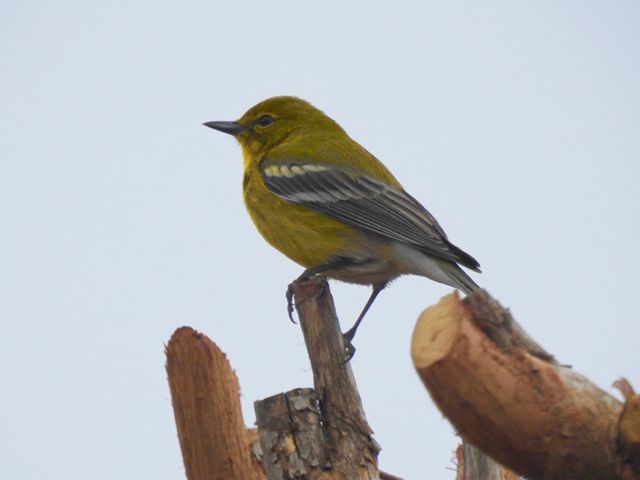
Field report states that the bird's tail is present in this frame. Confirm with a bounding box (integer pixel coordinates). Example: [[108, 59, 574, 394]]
[[438, 261, 479, 295]]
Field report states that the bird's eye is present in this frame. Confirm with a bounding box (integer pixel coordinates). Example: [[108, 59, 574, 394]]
[[258, 114, 274, 127]]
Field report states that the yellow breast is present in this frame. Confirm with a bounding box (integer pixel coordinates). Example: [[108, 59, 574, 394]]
[[243, 168, 356, 268]]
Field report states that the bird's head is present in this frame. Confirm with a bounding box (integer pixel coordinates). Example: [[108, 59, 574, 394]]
[[204, 96, 345, 161]]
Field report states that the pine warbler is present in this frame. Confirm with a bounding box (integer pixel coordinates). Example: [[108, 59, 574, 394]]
[[204, 96, 480, 357]]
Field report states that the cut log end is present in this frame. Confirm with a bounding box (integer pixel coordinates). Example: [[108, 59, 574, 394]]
[[166, 327, 264, 480], [412, 290, 630, 480], [411, 292, 462, 369]]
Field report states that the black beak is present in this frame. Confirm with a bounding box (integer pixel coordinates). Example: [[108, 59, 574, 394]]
[[203, 121, 245, 136]]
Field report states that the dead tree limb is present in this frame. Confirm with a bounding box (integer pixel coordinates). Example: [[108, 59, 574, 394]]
[[411, 289, 640, 480], [614, 379, 640, 479], [166, 327, 264, 480], [255, 277, 381, 480], [460, 443, 509, 480], [254, 388, 327, 478], [455, 444, 520, 480]]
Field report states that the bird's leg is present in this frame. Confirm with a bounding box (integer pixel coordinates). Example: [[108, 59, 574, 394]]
[[342, 283, 387, 361], [286, 256, 354, 323]]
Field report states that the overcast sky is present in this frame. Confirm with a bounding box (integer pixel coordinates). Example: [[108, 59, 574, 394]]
[[2, 1, 639, 479]]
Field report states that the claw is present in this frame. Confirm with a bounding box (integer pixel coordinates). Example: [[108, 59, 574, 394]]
[[286, 276, 326, 324], [341, 325, 358, 362], [286, 283, 297, 324], [341, 335, 356, 363]]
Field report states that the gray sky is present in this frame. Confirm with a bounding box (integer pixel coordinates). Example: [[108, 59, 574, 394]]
[[1, 1, 639, 478]]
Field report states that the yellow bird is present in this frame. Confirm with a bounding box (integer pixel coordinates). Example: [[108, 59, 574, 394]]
[[204, 96, 480, 357]]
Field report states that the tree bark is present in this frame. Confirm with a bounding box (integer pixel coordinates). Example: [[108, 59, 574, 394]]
[[294, 277, 380, 479], [455, 444, 520, 480], [254, 388, 328, 479], [254, 277, 380, 480], [411, 290, 639, 480], [166, 327, 264, 480]]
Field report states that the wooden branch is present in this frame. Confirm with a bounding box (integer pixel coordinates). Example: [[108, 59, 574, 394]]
[[255, 277, 381, 479], [166, 327, 264, 480], [460, 443, 508, 480], [455, 444, 520, 480], [614, 379, 640, 479], [294, 277, 381, 479], [254, 388, 327, 478], [411, 290, 640, 480]]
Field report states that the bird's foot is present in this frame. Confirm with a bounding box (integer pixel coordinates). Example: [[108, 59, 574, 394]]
[[341, 328, 357, 363], [286, 275, 329, 324], [285, 282, 297, 324]]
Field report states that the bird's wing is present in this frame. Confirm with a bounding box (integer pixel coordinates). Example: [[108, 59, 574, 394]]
[[261, 162, 480, 271]]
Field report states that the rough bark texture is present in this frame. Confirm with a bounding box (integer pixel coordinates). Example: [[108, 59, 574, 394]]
[[455, 444, 520, 480], [166, 327, 264, 480], [462, 443, 507, 480], [265, 277, 380, 480], [256, 278, 380, 480], [411, 290, 639, 480], [254, 389, 329, 479]]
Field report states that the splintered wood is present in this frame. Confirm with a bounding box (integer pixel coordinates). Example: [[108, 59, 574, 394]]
[[455, 444, 520, 480]]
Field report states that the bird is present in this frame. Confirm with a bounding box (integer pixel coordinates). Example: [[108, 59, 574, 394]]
[[204, 96, 480, 358]]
